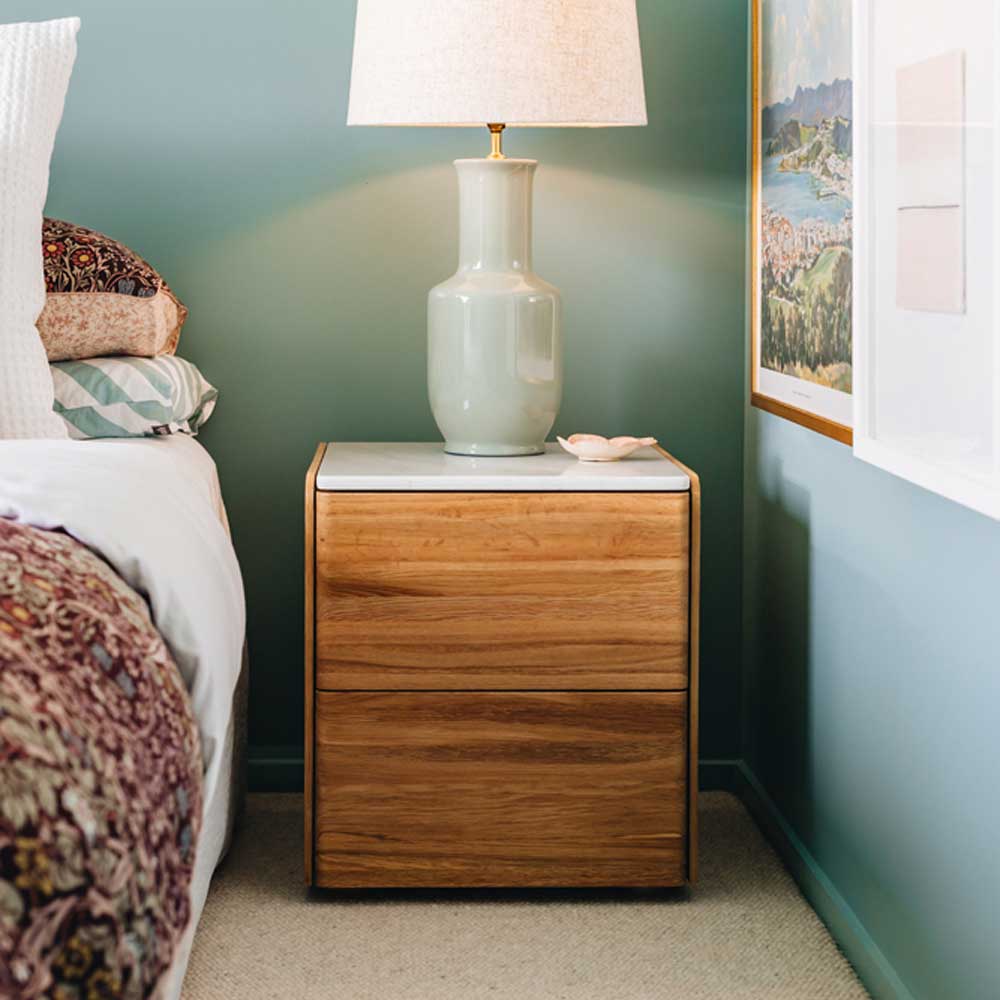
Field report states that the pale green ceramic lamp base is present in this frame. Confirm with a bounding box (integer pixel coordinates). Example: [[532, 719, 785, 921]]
[[428, 157, 562, 457], [442, 441, 546, 457]]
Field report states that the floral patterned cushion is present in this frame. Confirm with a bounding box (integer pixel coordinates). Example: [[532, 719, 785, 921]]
[[38, 219, 188, 362]]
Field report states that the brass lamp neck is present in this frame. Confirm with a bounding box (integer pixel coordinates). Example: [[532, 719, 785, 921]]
[[487, 123, 506, 160]]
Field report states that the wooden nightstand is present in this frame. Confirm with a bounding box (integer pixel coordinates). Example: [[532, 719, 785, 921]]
[[304, 442, 700, 889]]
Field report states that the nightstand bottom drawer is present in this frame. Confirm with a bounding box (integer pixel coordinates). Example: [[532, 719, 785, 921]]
[[313, 691, 688, 888]]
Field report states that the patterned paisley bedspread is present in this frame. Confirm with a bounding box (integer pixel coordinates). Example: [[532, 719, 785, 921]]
[[0, 518, 202, 999]]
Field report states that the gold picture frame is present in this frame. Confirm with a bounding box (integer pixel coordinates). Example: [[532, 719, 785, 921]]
[[750, 0, 853, 446]]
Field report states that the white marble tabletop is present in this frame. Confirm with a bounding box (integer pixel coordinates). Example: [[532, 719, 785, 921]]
[[316, 442, 690, 492]]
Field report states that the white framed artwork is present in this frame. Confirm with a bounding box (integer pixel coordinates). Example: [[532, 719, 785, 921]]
[[853, 0, 1000, 520]]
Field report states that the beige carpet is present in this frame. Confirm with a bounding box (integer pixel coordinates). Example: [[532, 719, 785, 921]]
[[183, 792, 868, 999]]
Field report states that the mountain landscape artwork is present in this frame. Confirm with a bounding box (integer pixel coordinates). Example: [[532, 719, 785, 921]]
[[753, 0, 853, 439]]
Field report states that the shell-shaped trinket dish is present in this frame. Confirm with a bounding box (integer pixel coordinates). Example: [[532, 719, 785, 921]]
[[557, 434, 658, 462]]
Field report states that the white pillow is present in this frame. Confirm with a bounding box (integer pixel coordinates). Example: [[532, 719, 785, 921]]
[[0, 18, 80, 439]]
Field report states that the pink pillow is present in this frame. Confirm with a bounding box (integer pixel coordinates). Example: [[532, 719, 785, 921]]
[[38, 218, 188, 362]]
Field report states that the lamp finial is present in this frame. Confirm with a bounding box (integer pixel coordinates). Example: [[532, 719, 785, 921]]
[[487, 123, 506, 159]]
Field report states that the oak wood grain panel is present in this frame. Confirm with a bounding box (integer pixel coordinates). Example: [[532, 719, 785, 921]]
[[656, 445, 700, 884], [303, 443, 326, 884], [314, 691, 688, 888], [315, 492, 690, 690]]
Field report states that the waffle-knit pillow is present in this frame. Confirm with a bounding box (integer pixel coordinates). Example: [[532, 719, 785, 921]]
[[0, 18, 79, 439]]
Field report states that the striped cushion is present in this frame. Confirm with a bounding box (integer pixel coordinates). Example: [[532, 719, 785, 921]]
[[51, 356, 217, 439]]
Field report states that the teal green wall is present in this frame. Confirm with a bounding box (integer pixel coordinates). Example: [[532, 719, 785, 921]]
[[743, 412, 1000, 1000], [14, 2, 748, 757]]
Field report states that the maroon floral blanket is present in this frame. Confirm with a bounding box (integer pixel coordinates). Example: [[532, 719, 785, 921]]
[[0, 518, 202, 999]]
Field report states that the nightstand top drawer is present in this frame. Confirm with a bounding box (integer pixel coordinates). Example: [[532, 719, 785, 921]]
[[314, 490, 690, 691], [315, 442, 691, 492]]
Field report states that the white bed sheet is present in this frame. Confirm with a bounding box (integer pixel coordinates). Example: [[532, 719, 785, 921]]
[[0, 434, 245, 999]]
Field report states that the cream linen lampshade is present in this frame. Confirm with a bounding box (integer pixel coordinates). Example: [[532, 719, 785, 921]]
[[347, 0, 647, 128], [347, 0, 647, 457]]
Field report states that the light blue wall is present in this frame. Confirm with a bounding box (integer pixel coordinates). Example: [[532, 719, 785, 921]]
[[10, 1, 749, 758], [743, 410, 1000, 1000]]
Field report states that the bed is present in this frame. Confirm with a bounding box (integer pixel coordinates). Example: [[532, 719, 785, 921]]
[[0, 434, 246, 999]]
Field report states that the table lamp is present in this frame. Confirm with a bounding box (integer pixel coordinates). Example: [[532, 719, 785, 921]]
[[347, 0, 647, 456]]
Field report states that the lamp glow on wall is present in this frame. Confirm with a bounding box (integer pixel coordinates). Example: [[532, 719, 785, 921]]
[[348, 0, 647, 456]]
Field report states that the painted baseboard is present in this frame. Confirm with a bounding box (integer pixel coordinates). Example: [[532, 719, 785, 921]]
[[697, 757, 741, 791], [732, 761, 916, 1000], [248, 746, 302, 793]]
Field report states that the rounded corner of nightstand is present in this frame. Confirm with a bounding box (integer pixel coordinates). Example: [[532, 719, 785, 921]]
[[306, 443, 327, 493]]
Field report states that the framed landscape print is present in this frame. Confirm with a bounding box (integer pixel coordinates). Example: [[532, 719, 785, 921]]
[[751, 0, 854, 444]]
